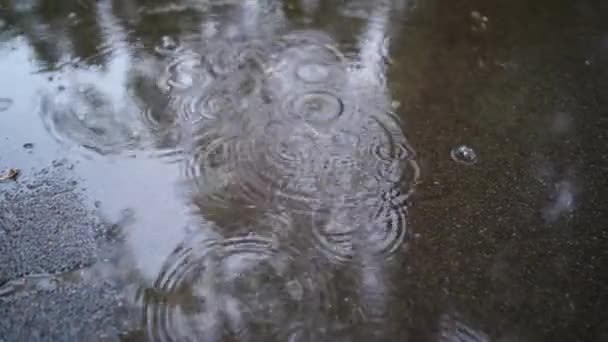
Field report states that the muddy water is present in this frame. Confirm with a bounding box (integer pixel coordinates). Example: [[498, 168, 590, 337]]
[[0, 0, 607, 341]]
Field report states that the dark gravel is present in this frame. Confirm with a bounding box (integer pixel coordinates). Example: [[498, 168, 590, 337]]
[[0, 282, 134, 342], [0, 161, 104, 285], [0, 161, 135, 340]]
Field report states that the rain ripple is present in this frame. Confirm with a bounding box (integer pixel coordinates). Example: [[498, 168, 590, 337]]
[[178, 29, 419, 262], [157, 52, 212, 94], [311, 187, 411, 263], [143, 233, 335, 342], [39, 84, 147, 156]]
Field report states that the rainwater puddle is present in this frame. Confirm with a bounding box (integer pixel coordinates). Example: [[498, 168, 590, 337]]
[[0, 0, 606, 341]]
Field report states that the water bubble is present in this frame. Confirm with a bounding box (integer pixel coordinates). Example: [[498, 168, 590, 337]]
[[143, 232, 335, 342], [0, 98, 13, 112], [450, 145, 477, 165], [268, 32, 347, 97], [295, 63, 331, 83], [155, 36, 179, 56]]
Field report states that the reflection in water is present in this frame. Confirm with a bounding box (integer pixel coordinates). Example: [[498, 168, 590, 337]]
[[0, 97, 13, 111], [40, 83, 146, 155], [140, 0, 418, 340], [144, 229, 337, 342], [1, 0, 602, 340]]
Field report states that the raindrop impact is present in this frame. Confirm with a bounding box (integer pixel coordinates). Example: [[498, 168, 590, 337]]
[[39, 85, 148, 156], [143, 232, 336, 342]]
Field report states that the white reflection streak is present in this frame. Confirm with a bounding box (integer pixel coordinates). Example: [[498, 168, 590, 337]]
[[348, 1, 391, 90], [238, 0, 285, 38], [241, 0, 260, 34], [350, 0, 402, 329]]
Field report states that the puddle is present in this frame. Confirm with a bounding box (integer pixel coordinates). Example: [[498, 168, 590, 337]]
[[0, 0, 606, 340]]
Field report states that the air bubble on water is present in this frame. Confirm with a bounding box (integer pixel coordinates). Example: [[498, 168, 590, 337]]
[[161, 36, 177, 50], [450, 145, 477, 165]]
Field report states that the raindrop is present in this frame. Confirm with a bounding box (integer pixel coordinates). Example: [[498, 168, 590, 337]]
[[450, 145, 477, 165], [0, 98, 13, 112], [158, 53, 210, 93]]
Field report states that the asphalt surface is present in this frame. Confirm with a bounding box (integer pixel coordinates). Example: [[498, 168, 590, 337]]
[[0, 161, 135, 341]]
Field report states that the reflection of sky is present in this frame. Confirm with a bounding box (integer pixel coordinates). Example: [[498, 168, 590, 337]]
[[3, 0, 415, 331], [0, 1, 192, 283], [349, 0, 400, 331]]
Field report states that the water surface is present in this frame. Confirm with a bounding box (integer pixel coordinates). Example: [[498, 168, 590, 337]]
[[0, 0, 606, 341]]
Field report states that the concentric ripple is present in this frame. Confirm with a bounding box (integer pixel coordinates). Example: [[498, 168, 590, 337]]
[[285, 91, 345, 125], [144, 233, 335, 342], [205, 40, 268, 77], [234, 120, 323, 209], [265, 30, 348, 103], [158, 52, 212, 93], [310, 186, 410, 263], [183, 124, 245, 195], [39, 84, 147, 156], [364, 113, 420, 185], [171, 88, 237, 124]]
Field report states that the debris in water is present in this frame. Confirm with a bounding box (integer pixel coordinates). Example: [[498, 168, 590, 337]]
[[0, 168, 20, 181], [450, 145, 477, 165]]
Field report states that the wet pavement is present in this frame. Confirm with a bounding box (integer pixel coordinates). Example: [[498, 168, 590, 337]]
[[0, 0, 607, 341]]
